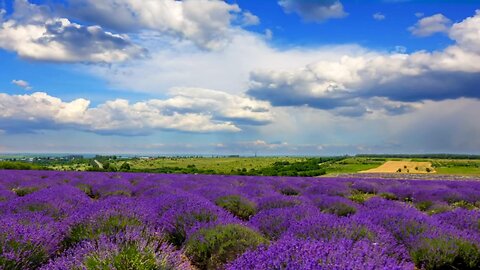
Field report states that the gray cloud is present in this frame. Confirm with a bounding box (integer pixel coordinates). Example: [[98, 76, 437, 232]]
[[278, 0, 347, 22], [0, 0, 145, 63], [247, 10, 480, 116], [58, 0, 254, 50]]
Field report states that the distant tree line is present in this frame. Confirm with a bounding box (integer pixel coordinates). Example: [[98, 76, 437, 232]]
[[0, 161, 46, 170], [232, 157, 344, 177], [93, 157, 344, 177]]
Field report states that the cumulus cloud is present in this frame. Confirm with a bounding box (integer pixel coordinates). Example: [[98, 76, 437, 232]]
[[85, 9, 480, 120], [0, 0, 145, 63], [373, 12, 386, 21], [90, 30, 365, 95], [409, 13, 451, 37], [242, 11, 260, 26], [278, 0, 347, 22], [61, 0, 250, 50], [11, 79, 32, 90], [0, 90, 273, 135], [247, 10, 480, 114]]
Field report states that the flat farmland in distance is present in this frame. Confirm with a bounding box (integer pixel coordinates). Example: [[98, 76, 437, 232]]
[[120, 156, 306, 174], [431, 159, 480, 175], [361, 161, 435, 174]]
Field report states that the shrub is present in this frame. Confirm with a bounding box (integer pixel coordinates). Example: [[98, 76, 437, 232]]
[[215, 195, 256, 221], [415, 201, 434, 212], [380, 192, 398, 200], [62, 215, 142, 249], [348, 193, 374, 204], [43, 231, 193, 270], [83, 243, 157, 270], [250, 206, 318, 240], [185, 224, 268, 270], [75, 184, 99, 199], [322, 202, 357, 217], [12, 187, 38, 197], [120, 162, 131, 171], [410, 237, 480, 270], [166, 210, 217, 247], [0, 240, 49, 270], [451, 200, 476, 210], [257, 196, 301, 211], [227, 237, 413, 270], [280, 187, 300, 196]]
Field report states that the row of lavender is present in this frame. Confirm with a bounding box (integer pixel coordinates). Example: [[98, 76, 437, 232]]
[[1, 170, 480, 269]]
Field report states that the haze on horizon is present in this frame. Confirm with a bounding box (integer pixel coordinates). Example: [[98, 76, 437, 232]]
[[1, 0, 480, 156]]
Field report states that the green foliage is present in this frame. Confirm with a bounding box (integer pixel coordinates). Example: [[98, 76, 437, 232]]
[[348, 192, 375, 204], [451, 200, 476, 210], [380, 192, 398, 200], [167, 211, 217, 247], [215, 195, 257, 221], [0, 161, 42, 170], [12, 187, 39, 197], [415, 201, 434, 212], [280, 187, 300, 196], [83, 244, 158, 270], [251, 158, 336, 177], [63, 215, 142, 249], [185, 224, 268, 270], [322, 202, 357, 217], [75, 184, 99, 199], [120, 162, 131, 171], [410, 237, 480, 270], [104, 190, 132, 197], [0, 240, 49, 270]]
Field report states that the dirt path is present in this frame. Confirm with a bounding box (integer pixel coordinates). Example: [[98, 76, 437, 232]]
[[94, 160, 103, 169]]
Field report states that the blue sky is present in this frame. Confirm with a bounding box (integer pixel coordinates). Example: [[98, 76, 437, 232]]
[[1, 0, 480, 155]]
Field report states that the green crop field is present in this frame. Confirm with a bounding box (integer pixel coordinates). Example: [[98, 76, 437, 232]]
[[3, 154, 480, 177], [116, 156, 307, 174], [322, 157, 383, 175], [430, 159, 480, 175]]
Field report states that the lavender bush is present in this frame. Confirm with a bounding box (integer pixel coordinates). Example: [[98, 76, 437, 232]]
[[1, 170, 480, 269]]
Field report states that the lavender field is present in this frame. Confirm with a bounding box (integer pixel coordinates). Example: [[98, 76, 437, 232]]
[[1, 170, 480, 269]]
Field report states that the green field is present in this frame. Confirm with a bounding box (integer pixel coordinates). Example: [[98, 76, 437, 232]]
[[2, 155, 480, 177], [118, 157, 306, 174], [431, 159, 480, 175], [321, 157, 383, 175]]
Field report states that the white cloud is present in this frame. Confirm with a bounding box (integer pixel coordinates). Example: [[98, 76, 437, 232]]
[[11, 79, 32, 90], [242, 11, 260, 26], [0, 89, 273, 135], [449, 10, 480, 53], [91, 30, 366, 95], [415, 12, 424, 18], [86, 10, 480, 121], [373, 12, 386, 21], [247, 10, 480, 113], [409, 13, 451, 37], [265, 28, 273, 40], [0, 0, 145, 63], [278, 0, 347, 22], [63, 0, 249, 50]]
